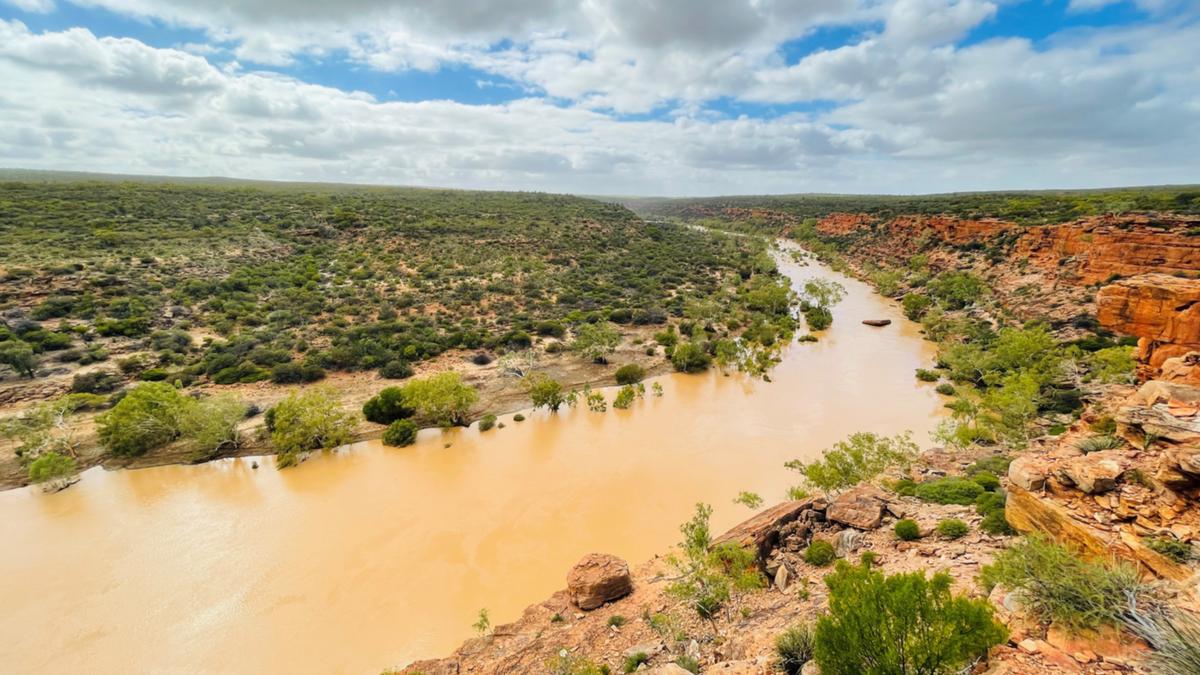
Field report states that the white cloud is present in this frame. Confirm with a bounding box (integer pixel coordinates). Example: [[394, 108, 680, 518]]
[[3, 0, 54, 12]]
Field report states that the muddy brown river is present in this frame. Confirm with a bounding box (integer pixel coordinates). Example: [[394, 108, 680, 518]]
[[0, 245, 944, 674]]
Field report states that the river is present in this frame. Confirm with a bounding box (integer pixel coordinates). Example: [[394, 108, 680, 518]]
[[0, 243, 944, 674]]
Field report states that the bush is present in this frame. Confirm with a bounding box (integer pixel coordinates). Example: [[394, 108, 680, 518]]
[[915, 368, 939, 382], [802, 305, 833, 331], [927, 271, 987, 309], [379, 360, 413, 379], [980, 510, 1015, 536], [936, 519, 969, 539], [471, 352, 493, 366], [673, 655, 700, 674], [513, 413, 526, 422], [786, 432, 917, 493], [27, 451, 77, 483], [1075, 434, 1124, 453], [776, 623, 816, 675], [901, 293, 933, 320], [525, 373, 566, 412], [179, 394, 247, 461], [96, 382, 191, 456], [935, 383, 956, 396], [382, 419, 418, 447], [362, 387, 414, 425], [805, 540, 836, 566], [981, 535, 1144, 633], [270, 387, 356, 467], [271, 362, 325, 383], [478, 413, 497, 431], [813, 557, 1007, 674], [622, 652, 648, 673], [614, 363, 646, 385], [671, 342, 711, 373], [139, 368, 170, 382], [607, 615, 626, 628], [613, 385, 637, 409], [975, 491, 1006, 516], [71, 369, 123, 394], [971, 471, 1001, 491], [1144, 536, 1195, 564], [401, 372, 478, 426], [967, 455, 1011, 477], [915, 477, 985, 505], [894, 519, 921, 541]]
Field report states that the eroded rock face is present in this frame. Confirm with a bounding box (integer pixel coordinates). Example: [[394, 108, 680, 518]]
[[826, 484, 887, 530], [1098, 273, 1200, 372], [1059, 451, 1123, 494], [566, 553, 632, 610], [711, 499, 813, 560], [1007, 455, 1047, 491]]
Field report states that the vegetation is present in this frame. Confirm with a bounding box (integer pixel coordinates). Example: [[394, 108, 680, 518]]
[[935, 519, 969, 539], [813, 557, 1007, 674], [478, 413, 497, 431], [1123, 604, 1200, 675], [914, 477, 985, 505], [179, 394, 246, 461], [786, 432, 917, 494], [1144, 536, 1195, 564], [733, 491, 764, 509], [614, 364, 645, 385], [894, 519, 921, 541], [96, 382, 192, 456], [1075, 434, 1124, 453], [775, 623, 816, 675], [400, 372, 478, 427], [526, 373, 566, 412], [382, 419, 418, 447], [27, 451, 77, 484], [981, 535, 1144, 633], [362, 387, 414, 425], [269, 387, 356, 467], [804, 541, 836, 567], [666, 503, 765, 626]]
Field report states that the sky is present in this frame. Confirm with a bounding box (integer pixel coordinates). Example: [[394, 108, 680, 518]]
[[0, 0, 1197, 196]]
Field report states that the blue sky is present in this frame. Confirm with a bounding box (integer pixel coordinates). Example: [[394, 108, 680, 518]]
[[0, 0, 1195, 194]]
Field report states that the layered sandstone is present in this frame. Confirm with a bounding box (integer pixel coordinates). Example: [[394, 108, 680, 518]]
[[1015, 215, 1200, 285], [1097, 274, 1200, 370]]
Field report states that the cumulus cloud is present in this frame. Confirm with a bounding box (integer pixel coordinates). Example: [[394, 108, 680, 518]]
[[3, 0, 54, 13]]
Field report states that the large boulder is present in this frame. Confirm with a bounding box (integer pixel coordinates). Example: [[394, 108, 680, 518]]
[[1008, 455, 1047, 491], [1059, 451, 1123, 494], [566, 553, 632, 610], [827, 484, 887, 530], [712, 499, 813, 560]]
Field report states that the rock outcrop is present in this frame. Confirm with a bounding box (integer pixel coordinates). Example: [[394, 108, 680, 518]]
[[1097, 273, 1200, 372], [712, 499, 815, 560], [566, 553, 633, 610], [826, 484, 887, 530]]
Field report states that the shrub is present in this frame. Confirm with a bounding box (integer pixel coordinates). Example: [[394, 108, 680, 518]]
[[513, 413, 526, 422], [382, 419, 418, 447], [139, 368, 170, 382], [613, 385, 637, 409], [27, 451, 77, 483], [378, 360, 413, 379], [271, 362, 325, 383], [666, 504, 765, 621], [471, 352, 493, 366], [981, 535, 1144, 633], [362, 387, 414, 425], [1123, 605, 1200, 675], [180, 394, 247, 461], [901, 293, 933, 320], [804, 540, 836, 566], [71, 369, 123, 394], [1075, 434, 1124, 453], [572, 322, 621, 362], [980, 510, 1015, 536], [967, 455, 1011, 477], [674, 655, 700, 674], [1144, 536, 1195, 564], [607, 614, 626, 628], [935, 383, 956, 396], [270, 387, 356, 467], [786, 432, 917, 493], [776, 623, 816, 675], [622, 652, 648, 673], [915, 368, 939, 382], [894, 519, 921, 541], [971, 471, 1001, 491], [478, 413, 497, 431], [802, 305, 833, 331], [936, 519, 970, 539], [915, 477, 985, 505], [975, 491, 1006, 516], [96, 382, 191, 456], [671, 342, 711, 373], [813, 558, 1007, 674], [526, 373, 566, 412], [614, 363, 645, 385], [401, 372, 478, 426], [927, 271, 987, 309]]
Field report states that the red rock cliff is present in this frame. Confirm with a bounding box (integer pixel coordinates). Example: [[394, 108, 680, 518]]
[[1097, 273, 1200, 371], [1015, 215, 1200, 284]]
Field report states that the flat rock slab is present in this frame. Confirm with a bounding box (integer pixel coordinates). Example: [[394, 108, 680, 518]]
[[566, 553, 633, 610], [862, 319, 892, 327]]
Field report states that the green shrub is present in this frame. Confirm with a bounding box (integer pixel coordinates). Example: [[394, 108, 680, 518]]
[[813, 557, 1007, 674], [802, 305, 833, 331], [614, 363, 645, 385], [673, 655, 700, 674], [936, 519, 969, 539], [526, 373, 566, 411], [622, 652, 649, 673], [71, 369, 123, 394], [981, 535, 1144, 633], [270, 387, 356, 466], [382, 419, 418, 447], [888, 478, 918, 496], [975, 491, 1006, 516], [179, 394, 247, 461], [27, 451, 77, 483], [607, 614, 626, 628], [901, 293, 932, 320], [1144, 536, 1195, 564], [96, 382, 191, 456], [776, 623, 815, 675], [272, 362, 326, 383], [894, 519, 921, 541], [401, 372, 478, 426], [139, 368, 170, 382], [971, 471, 1001, 491], [786, 432, 917, 493], [613, 385, 637, 409], [478, 413, 497, 431], [915, 368, 939, 382], [1075, 434, 1124, 453], [362, 387, 414, 424], [513, 413, 526, 422], [980, 510, 1014, 535], [805, 540, 836, 566], [915, 477, 985, 505], [967, 455, 1011, 477], [671, 342, 711, 373], [935, 383, 956, 396]]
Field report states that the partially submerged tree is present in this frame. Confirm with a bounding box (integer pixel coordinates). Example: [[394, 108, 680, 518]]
[[401, 371, 479, 427], [270, 387, 356, 467]]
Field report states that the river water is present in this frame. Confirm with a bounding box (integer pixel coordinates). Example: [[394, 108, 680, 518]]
[[0, 244, 944, 674]]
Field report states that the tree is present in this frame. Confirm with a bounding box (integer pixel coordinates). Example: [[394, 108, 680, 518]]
[[786, 432, 917, 494], [0, 340, 37, 378], [927, 271, 987, 310], [814, 557, 1007, 674], [97, 382, 192, 456], [270, 387, 356, 467], [800, 278, 847, 310], [401, 372, 479, 427], [671, 342, 711, 373], [571, 322, 621, 363], [382, 419, 418, 447], [525, 373, 566, 412], [362, 386, 414, 424], [28, 451, 77, 484], [180, 394, 246, 461], [666, 503, 765, 630], [614, 363, 646, 385]]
